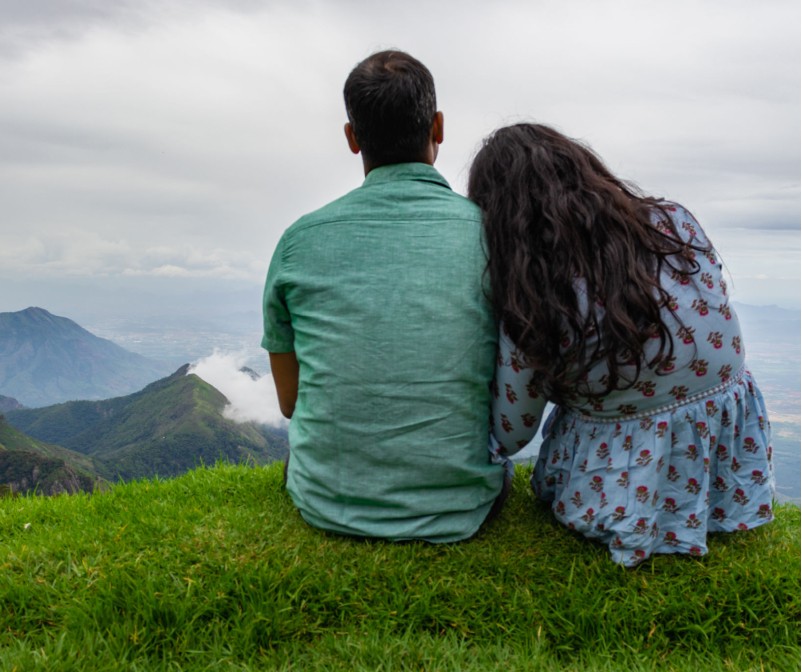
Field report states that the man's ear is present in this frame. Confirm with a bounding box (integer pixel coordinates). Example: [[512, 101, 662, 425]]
[[344, 122, 361, 154], [432, 111, 444, 146]]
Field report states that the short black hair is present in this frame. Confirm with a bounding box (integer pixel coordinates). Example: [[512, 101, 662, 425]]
[[343, 50, 437, 165]]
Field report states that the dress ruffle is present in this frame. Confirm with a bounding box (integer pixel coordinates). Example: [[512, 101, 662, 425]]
[[532, 368, 775, 567]]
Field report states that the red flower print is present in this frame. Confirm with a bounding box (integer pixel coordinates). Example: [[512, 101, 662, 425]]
[[596, 442, 610, 459], [510, 351, 525, 373], [570, 491, 583, 507], [555, 501, 565, 516], [758, 415, 766, 431], [612, 507, 626, 521], [671, 385, 689, 401], [731, 456, 742, 473], [705, 400, 719, 417], [590, 476, 604, 492], [666, 465, 680, 482], [718, 304, 732, 320], [617, 404, 637, 415], [500, 414, 513, 433], [707, 331, 723, 349], [622, 435, 634, 451], [505, 383, 517, 404], [718, 364, 733, 382], [719, 278, 728, 294], [731, 336, 741, 354], [715, 444, 728, 461], [685, 478, 701, 495], [750, 470, 768, 485], [742, 437, 759, 453], [656, 421, 669, 438], [611, 536, 624, 549], [635, 486, 650, 503], [663, 531, 679, 546], [639, 417, 654, 431], [733, 488, 750, 505], [700, 272, 714, 289], [599, 492, 609, 508], [737, 522, 749, 531], [695, 422, 710, 439], [685, 444, 699, 461], [522, 413, 537, 428], [658, 355, 677, 373], [670, 268, 691, 285], [757, 504, 772, 520], [636, 450, 653, 467], [613, 423, 623, 438], [662, 498, 679, 513], [677, 326, 696, 344], [578, 459, 588, 473], [690, 359, 709, 377], [685, 514, 701, 529], [581, 508, 596, 524], [689, 546, 703, 557], [711, 507, 726, 522], [633, 518, 649, 534], [635, 380, 656, 397], [713, 476, 727, 492], [526, 381, 539, 399], [692, 299, 709, 316]]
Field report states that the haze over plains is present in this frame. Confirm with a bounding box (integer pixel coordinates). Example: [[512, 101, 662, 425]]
[[0, 0, 798, 325]]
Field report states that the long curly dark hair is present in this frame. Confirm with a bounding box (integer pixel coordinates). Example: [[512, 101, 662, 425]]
[[468, 123, 706, 404]]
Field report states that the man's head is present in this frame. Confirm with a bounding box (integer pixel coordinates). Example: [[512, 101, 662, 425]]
[[343, 50, 442, 171]]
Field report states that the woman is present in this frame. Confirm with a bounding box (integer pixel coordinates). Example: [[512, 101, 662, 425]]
[[468, 123, 774, 566]]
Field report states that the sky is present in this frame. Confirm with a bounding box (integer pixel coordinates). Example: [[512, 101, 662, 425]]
[[0, 0, 799, 326]]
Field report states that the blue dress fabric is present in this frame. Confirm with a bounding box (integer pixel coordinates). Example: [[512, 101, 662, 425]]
[[491, 203, 775, 566]]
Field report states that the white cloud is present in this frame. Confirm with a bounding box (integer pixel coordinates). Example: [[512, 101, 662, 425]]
[[189, 350, 287, 428], [0, 0, 798, 309]]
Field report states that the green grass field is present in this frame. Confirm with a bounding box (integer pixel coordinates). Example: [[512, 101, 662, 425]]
[[1, 463, 799, 671]]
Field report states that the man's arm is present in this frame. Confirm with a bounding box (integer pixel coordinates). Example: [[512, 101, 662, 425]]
[[270, 351, 299, 419]]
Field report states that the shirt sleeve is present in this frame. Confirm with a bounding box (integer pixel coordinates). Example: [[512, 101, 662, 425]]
[[261, 234, 295, 353], [490, 324, 547, 458]]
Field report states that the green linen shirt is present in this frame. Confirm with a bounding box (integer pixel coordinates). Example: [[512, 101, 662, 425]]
[[262, 162, 502, 542]]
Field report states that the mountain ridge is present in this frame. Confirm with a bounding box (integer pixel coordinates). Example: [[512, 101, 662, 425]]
[[0, 307, 174, 407], [6, 365, 288, 482]]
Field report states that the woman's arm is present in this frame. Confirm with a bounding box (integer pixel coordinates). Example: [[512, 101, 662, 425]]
[[491, 326, 548, 459]]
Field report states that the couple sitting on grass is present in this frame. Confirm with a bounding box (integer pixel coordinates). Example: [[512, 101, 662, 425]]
[[262, 50, 774, 567]]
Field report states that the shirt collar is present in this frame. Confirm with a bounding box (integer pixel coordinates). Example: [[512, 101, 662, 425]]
[[362, 162, 451, 190]]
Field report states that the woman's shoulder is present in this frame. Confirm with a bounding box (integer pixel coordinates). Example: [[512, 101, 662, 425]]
[[649, 201, 711, 247]]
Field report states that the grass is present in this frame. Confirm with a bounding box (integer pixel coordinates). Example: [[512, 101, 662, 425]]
[[0, 462, 798, 671]]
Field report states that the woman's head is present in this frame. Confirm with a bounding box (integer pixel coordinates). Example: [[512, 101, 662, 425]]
[[469, 123, 698, 403]]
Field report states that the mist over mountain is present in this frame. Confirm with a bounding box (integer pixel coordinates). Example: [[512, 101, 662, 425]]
[[6, 365, 288, 482], [0, 307, 175, 408]]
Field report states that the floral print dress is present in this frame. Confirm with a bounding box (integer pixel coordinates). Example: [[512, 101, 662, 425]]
[[491, 203, 775, 566]]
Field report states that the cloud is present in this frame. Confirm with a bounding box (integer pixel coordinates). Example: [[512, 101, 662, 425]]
[[0, 0, 798, 309], [189, 350, 287, 428]]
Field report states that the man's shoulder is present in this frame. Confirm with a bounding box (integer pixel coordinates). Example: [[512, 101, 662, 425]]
[[285, 166, 482, 237]]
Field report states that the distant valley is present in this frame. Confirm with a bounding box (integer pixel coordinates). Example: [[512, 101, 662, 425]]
[[0, 307, 175, 407], [0, 307, 288, 495]]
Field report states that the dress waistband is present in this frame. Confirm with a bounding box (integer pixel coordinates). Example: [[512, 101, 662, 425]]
[[565, 364, 748, 425]]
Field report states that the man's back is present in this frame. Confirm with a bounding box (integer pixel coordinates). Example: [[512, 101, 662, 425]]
[[263, 162, 502, 541]]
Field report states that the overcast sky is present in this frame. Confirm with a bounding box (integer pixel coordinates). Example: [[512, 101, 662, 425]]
[[0, 0, 799, 320]]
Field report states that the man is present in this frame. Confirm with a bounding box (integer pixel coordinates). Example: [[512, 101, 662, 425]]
[[262, 50, 504, 542]]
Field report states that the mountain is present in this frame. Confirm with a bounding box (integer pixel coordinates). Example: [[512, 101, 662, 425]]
[[0, 307, 174, 407], [0, 395, 24, 412], [0, 415, 102, 496], [6, 365, 288, 482]]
